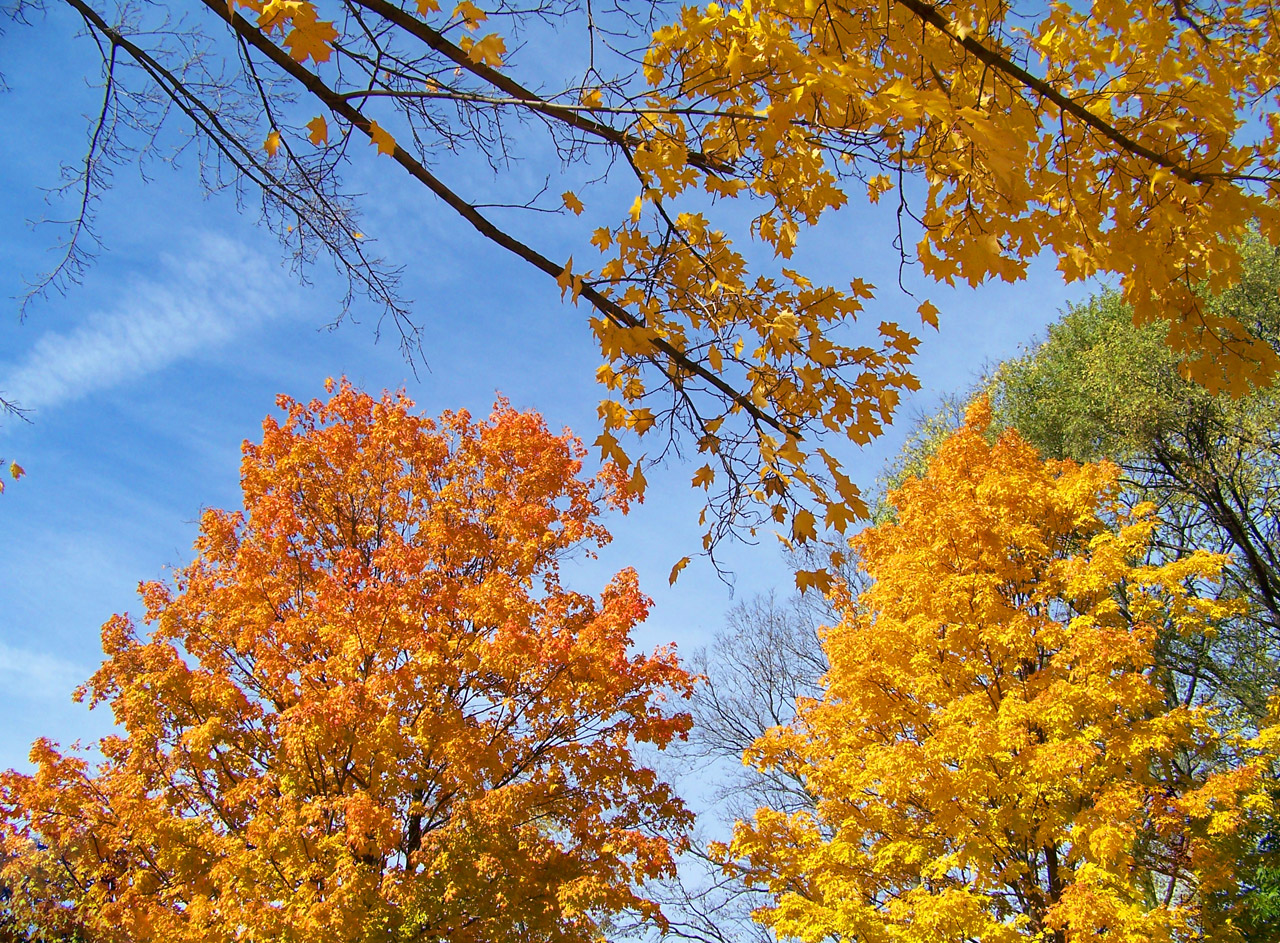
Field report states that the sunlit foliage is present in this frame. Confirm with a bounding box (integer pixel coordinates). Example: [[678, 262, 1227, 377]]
[[0, 381, 692, 943], [723, 403, 1274, 942], [21, 0, 1280, 568]]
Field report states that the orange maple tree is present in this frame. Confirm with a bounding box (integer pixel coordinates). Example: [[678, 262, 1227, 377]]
[[0, 380, 693, 943], [723, 401, 1275, 942]]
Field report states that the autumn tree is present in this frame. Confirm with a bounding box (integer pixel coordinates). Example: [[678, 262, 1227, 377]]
[[877, 235, 1280, 724], [12, 0, 1280, 568], [843, 245, 1280, 934], [722, 401, 1275, 942], [0, 380, 693, 943]]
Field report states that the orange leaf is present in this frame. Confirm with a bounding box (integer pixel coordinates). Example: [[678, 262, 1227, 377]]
[[368, 121, 396, 155], [306, 115, 328, 146]]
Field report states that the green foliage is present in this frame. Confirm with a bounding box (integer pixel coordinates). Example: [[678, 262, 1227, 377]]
[[1245, 851, 1280, 940], [991, 291, 1189, 463]]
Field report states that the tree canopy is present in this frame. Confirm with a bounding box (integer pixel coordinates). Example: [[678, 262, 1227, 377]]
[[723, 402, 1275, 943], [0, 381, 693, 943], [869, 236, 1280, 723], [811, 240, 1280, 936], [13, 0, 1280, 566]]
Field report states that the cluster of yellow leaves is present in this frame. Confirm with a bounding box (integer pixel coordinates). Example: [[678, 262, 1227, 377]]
[[459, 31, 506, 67], [642, 0, 1280, 390], [588, 203, 897, 565], [223, 0, 1280, 571], [236, 0, 340, 64], [583, 0, 1280, 564], [0, 380, 693, 943], [723, 401, 1273, 942]]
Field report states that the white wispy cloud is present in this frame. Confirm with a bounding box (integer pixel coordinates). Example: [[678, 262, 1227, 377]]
[[0, 640, 88, 702], [2, 233, 294, 413]]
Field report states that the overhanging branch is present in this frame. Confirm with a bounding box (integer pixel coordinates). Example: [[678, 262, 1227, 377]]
[[193, 0, 794, 436]]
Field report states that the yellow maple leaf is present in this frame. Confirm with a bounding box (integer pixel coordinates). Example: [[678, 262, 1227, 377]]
[[867, 173, 894, 203], [918, 299, 940, 330], [824, 502, 855, 534], [461, 32, 505, 66], [283, 13, 338, 63], [557, 257, 575, 298], [668, 556, 691, 585], [562, 191, 585, 215], [415, 0, 439, 11], [791, 508, 817, 542], [629, 461, 647, 496], [593, 429, 629, 470], [629, 407, 655, 434], [368, 121, 396, 156], [306, 115, 328, 146], [794, 568, 833, 594], [452, 0, 486, 28], [263, 129, 281, 157]]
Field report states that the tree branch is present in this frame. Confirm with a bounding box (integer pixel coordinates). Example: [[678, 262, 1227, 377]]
[[891, 0, 1246, 186], [200, 0, 794, 435]]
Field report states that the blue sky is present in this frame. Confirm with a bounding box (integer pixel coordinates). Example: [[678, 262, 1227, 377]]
[[0, 5, 1100, 773]]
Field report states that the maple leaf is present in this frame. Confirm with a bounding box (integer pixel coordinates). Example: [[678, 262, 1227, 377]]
[[790, 507, 816, 542], [367, 120, 396, 155], [823, 501, 854, 533], [263, 129, 281, 157], [917, 300, 940, 330], [563, 191, 585, 215], [557, 256, 575, 298], [461, 32, 505, 66], [867, 173, 893, 203], [793, 568, 832, 594], [452, 0, 486, 28], [629, 407, 656, 434], [305, 115, 328, 146], [628, 461, 646, 496], [284, 18, 338, 62]]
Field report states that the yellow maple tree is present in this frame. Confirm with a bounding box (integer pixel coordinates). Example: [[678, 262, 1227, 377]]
[[31, 0, 1280, 567], [0, 380, 693, 943], [723, 401, 1275, 942]]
